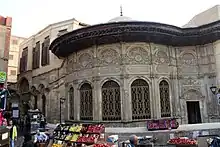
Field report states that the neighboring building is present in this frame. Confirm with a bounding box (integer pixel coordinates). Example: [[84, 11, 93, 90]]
[[0, 16, 12, 83], [18, 6, 220, 126], [17, 18, 88, 116], [183, 5, 220, 27], [8, 36, 26, 83]]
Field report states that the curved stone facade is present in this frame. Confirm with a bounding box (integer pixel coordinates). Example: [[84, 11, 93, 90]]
[[17, 20, 220, 126], [61, 42, 217, 126]]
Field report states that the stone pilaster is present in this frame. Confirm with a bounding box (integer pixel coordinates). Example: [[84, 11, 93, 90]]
[[73, 80, 80, 121], [63, 83, 69, 121], [92, 76, 102, 121]]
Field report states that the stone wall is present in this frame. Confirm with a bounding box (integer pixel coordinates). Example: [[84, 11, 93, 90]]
[[17, 42, 220, 124]]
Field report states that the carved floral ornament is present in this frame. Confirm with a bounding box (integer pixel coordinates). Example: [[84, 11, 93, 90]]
[[182, 77, 201, 85], [154, 51, 169, 64], [99, 48, 119, 65], [78, 53, 93, 68], [180, 53, 197, 66], [180, 89, 204, 100], [126, 47, 150, 63]]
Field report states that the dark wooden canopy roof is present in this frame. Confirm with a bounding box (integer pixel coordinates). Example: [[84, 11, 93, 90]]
[[49, 21, 220, 57]]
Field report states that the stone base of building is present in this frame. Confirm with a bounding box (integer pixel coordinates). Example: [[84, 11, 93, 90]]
[[105, 123, 220, 145]]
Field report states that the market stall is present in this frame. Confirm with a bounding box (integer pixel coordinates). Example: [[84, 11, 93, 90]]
[[0, 110, 10, 147], [0, 127, 10, 147], [28, 109, 46, 133], [52, 123, 106, 147]]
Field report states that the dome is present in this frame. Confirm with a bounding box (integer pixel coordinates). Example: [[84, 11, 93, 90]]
[[108, 16, 133, 23]]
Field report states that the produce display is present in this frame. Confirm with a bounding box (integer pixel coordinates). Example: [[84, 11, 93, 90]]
[[77, 134, 99, 143], [168, 137, 197, 145], [52, 123, 105, 146], [52, 144, 62, 147], [93, 143, 110, 147]]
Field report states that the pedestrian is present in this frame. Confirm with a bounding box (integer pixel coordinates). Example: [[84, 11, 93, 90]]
[[20, 116, 24, 133], [23, 133, 35, 147], [9, 120, 18, 147], [25, 114, 31, 133], [40, 114, 46, 129]]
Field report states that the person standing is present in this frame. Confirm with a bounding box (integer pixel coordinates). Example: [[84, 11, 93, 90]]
[[22, 133, 34, 147], [9, 120, 17, 147]]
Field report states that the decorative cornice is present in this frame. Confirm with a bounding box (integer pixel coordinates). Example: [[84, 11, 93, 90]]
[[49, 21, 220, 57]]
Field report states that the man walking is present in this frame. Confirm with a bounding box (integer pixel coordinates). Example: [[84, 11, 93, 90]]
[[9, 120, 17, 147]]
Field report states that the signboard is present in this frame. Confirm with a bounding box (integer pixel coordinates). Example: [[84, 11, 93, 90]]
[[12, 103, 19, 118], [0, 71, 6, 83], [217, 94, 220, 105], [147, 118, 179, 131]]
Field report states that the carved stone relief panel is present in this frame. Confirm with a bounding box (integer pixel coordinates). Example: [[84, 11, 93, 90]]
[[126, 65, 150, 74], [77, 69, 94, 78], [67, 53, 77, 73], [156, 51, 170, 73], [181, 77, 201, 94], [182, 89, 203, 100], [124, 44, 150, 65], [176, 46, 196, 56], [97, 47, 121, 66], [182, 76, 201, 86], [99, 66, 121, 75], [77, 49, 94, 70], [179, 52, 198, 74]]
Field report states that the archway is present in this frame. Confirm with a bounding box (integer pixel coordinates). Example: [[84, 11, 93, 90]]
[[102, 80, 121, 121], [159, 80, 171, 117], [19, 78, 29, 93], [79, 83, 93, 120], [131, 79, 151, 120]]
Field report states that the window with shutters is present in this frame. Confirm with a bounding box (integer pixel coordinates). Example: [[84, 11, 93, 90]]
[[69, 87, 74, 120], [32, 42, 40, 69], [131, 79, 151, 120], [80, 83, 93, 120], [41, 36, 50, 66], [159, 80, 171, 117], [19, 47, 28, 73], [102, 80, 121, 121]]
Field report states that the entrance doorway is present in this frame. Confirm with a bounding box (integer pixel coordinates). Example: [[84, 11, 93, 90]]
[[186, 101, 202, 124]]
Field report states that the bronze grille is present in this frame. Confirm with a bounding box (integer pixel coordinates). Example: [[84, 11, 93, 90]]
[[80, 83, 93, 120], [102, 81, 121, 121], [69, 87, 74, 120], [159, 80, 171, 117], [131, 79, 151, 120]]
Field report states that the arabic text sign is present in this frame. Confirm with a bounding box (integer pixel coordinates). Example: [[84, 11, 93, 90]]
[[0, 71, 6, 83]]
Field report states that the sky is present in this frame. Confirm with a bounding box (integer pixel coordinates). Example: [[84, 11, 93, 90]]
[[0, 0, 219, 38]]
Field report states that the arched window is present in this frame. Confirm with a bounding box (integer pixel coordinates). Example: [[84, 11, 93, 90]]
[[102, 80, 121, 121], [42, 95, 46, 116], [19, 78, 29, 93], [69, 87, 74, 120], [80, 83, 93, 120], [159, 80, 171, 117], [131, 79, 151, 120]]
